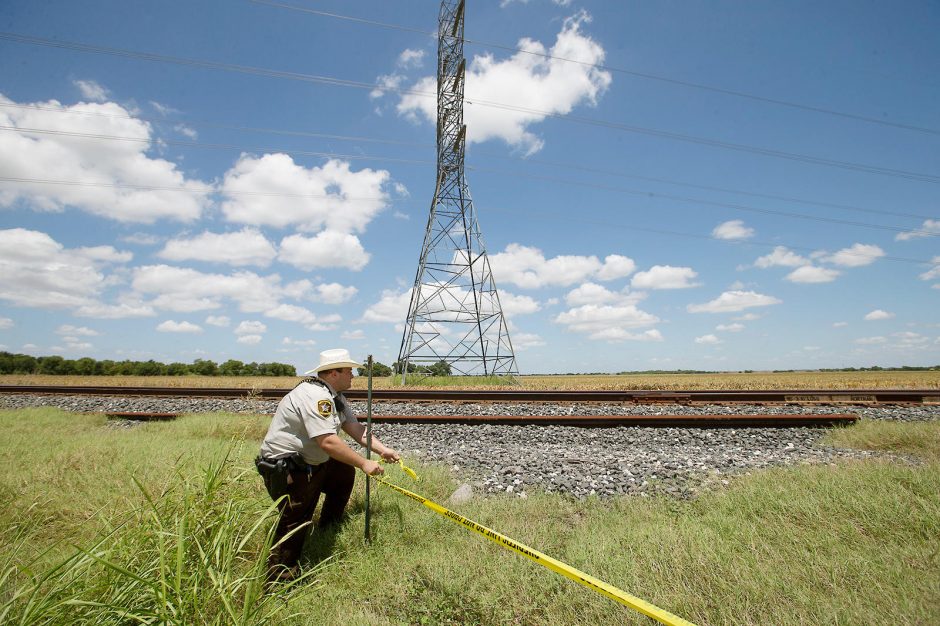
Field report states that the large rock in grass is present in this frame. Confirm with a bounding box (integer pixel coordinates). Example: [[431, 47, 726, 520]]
[[447, 483, 473, 505]]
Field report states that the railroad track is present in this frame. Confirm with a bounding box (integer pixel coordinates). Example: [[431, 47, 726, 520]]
[[1, 384, 937, 405], [101, 411, 858, 428]]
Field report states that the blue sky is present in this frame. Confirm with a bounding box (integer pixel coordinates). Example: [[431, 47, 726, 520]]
[[0, 0, 938, 374]]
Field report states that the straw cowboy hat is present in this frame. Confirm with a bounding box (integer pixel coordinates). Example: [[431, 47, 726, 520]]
[[304, 348, 362, 375]]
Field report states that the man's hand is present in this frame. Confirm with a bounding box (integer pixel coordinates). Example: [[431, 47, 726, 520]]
[[361, 459, 384, 476], [380, 448, 401, 463]]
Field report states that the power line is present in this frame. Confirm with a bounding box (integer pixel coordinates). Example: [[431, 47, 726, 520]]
[[251, 0, 940, 137], [482, 203, 936, 266], [2, 31, 938, 184], [1, 175, 932, 266], [476, 155, 939, 222], [3, 100, 935, 222], [0, 102, 428, 149], [0, 175, 391, 202], [2, 124, 936, 236], [467, 166, 938, 237], [465, 99, 940, 184], [0, 124, 431, 166]]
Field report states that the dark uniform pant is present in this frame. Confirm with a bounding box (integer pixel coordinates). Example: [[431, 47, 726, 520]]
[[268, 457, 355, 569]]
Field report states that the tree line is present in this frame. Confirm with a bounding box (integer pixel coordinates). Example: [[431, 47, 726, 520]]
[[0, 351, 296, 377], [355, 361, 452, 377]]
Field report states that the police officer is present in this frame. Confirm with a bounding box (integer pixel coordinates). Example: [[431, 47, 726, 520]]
[[256, 348, 399, 580]]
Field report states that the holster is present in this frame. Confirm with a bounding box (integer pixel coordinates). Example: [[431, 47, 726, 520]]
[[255, 454, 314, 500]]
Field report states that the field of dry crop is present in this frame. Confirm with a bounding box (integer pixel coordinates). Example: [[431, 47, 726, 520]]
[[1, 370, 937, 390]]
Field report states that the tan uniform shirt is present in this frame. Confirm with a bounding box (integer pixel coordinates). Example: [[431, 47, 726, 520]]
[[259, 379, 355, 465]]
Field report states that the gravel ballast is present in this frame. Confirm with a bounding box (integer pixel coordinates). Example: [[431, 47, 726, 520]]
[[3, 394, 937, 499]]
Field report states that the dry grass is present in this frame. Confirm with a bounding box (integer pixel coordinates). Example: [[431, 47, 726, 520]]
[[1, 370, 937, 391]]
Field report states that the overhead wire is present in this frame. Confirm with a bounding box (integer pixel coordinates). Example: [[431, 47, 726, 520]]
[[1, 124, 937, 238], [1, 31, 938, 184], [2, 100, 936, 222], [0, 175, 933, 266], [466, 166, 940, 237], [251, 0, 940, 136], [0, 101, 428, 149], [0, 102, 940, 220]]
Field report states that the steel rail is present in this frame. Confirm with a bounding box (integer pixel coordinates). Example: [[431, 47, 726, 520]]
[[100, 411, 858, 428], [2, 385, 937, 404]]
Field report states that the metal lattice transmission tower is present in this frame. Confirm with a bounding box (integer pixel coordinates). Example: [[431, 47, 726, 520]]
[[397, 0, 518, 380]]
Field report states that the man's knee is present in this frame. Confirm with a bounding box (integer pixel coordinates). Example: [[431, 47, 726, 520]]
[[328, 458, 355, 490]]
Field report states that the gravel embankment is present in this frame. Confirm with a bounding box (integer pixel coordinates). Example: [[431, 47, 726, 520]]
[[3, 394, 937, 499]]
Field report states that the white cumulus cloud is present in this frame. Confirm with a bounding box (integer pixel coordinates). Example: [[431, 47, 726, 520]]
[[156, 320, 202, 333], [397, 48, 425, 68], [785, 266, 840, 283], [595, 255, 637, 280], [895, 219, 940, 241], [133, 265, 308, 314], [73, 79, 109, 102], [554, 303, 660, 342], [490, 244, 633, 289], [0, 228, 134, 312], [497, 291, 542, 317], [314, 282, 358, 305], [822, 243, 885, 267], [631, 265, 700, 290], [754, 246, 809, 268], [264, 304, 341, 331], [687, 290, 782, 314], [396, 12, 611, 155], [0, 318, 13, 330], [511, 331, 546, 350], [236, 334, 263, 345], [0, 94, 211, 223], [695, 334, 721, 345], [863, 309, 894, 321], [564, 282, 644, 307], [159, 229, 277, 267], [205, 315, 230, 327], [56, 325, 99, 336], [360, 289, 413, 323], [279, 231, 370, 271], [712, 220, 754, 240], [234, 320, 267, 335], [220, 154, 389, 233], [919, 257, 940, 282]]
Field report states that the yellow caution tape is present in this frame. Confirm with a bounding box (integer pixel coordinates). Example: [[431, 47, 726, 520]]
[[377, 458, 419, 480], [372, 462, 697, 626]]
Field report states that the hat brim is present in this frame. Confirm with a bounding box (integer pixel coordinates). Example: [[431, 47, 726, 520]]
[[303, 360, 363, 376]]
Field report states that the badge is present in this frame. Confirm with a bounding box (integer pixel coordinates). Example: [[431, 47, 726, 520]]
[[316, 399, 334, 417]]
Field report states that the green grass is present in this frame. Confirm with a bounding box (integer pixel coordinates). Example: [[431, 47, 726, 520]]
[[1, 409, 938, 625], [395, 374, 518, 387], [822, 419, 940, 462]]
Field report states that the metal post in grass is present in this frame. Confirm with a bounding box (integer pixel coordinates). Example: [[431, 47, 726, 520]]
[[364, 354, 373, 543]]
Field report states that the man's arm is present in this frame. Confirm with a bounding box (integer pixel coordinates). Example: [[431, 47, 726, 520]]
[[341, 419, 400, 462], [315, 433, 383, 475]]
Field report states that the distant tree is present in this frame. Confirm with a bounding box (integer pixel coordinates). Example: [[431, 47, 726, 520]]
[[392, 361, 421, 374], [357, 361, 392, 377], [74, 357, 97, 375], [0, 352, 13, 374], [12, 354, 36, 373], [166, 362, 190, 376], [427, 360, 452, 376], [191, 359, 218, 376], [133, 360, 164, 376], [37, 355, 66, 375], [219, 359, 245, 376]]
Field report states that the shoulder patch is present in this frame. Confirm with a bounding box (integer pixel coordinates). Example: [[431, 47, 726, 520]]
[[316, 399, 334, 417]]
